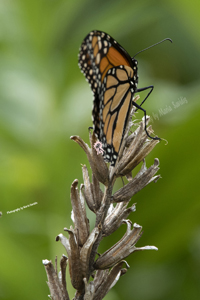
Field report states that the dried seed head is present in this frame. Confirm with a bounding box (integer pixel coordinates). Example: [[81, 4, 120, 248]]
[[93, 261, 129, 300], [71, 134, 109, 186], [89, 131, 109, 186], [108, 116, 159, 181], [82, 165, 96, 212], [112, 159, 160, 203], [103, 202, 136, 236], [94, 221, 157, 269], [80, 227, 100, 280], [56, 230, 84, 291], [70, 179, 90, 246]]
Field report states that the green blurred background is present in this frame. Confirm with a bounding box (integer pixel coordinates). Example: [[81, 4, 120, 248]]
[[0, 0, 200, 299]]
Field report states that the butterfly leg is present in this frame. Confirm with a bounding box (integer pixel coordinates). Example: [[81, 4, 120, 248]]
[[136, 85, 154, 107], [131, 100, 160, 140]]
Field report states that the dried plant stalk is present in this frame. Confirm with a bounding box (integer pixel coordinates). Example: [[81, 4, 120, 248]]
[[43, 114, 161, 300]]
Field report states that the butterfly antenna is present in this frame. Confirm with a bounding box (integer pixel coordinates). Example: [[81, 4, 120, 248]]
[[133, 38, 172, 58]]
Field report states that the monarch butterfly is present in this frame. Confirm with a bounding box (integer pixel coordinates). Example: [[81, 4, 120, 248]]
[[78, 30, 171, 166]]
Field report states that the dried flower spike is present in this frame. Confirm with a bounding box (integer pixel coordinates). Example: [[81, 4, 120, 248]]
[[44, 113, 161, 300]]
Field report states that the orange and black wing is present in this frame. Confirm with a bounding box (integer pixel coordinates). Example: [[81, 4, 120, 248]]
[[99, 65, 138, 165], [78, 30, 138, 166]]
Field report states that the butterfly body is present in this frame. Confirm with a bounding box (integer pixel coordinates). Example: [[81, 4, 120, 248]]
[[78, 30, 140, 166]]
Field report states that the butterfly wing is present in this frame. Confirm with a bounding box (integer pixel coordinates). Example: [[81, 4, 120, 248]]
[[99, 65, 137, 165], [78, 30, 138, 166]]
